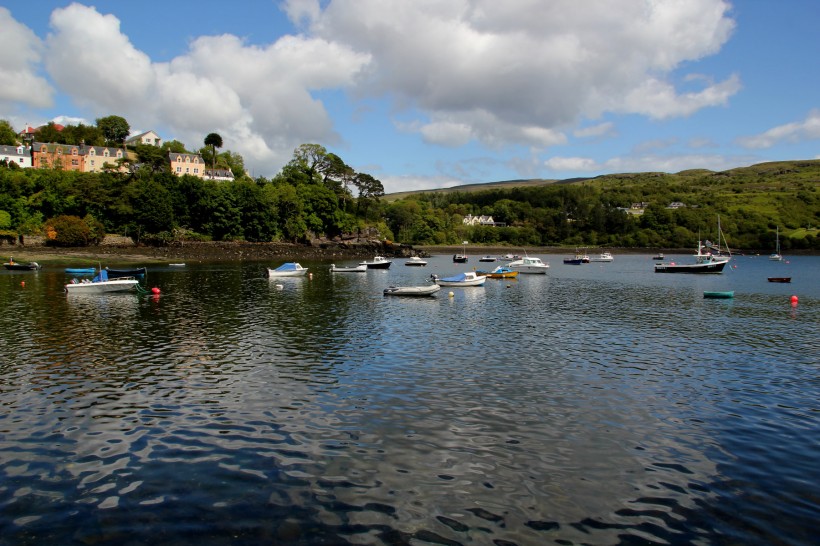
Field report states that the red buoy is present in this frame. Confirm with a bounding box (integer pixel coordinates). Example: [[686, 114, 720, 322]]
[[790, 295, 798, 305], [152, 287, 160, 294]]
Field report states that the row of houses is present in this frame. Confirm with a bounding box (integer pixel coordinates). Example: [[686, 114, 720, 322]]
[[3, 127, 233, 181]]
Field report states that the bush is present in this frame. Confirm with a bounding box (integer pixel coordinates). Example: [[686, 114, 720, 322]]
[[45, 215, 92, 246]]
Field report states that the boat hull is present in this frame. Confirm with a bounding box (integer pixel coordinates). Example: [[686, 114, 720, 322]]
[[65, 279, 139, 293], [654, 261, 728, 273], [106, 267, 147, 278], [65, 268, 97, 275], [704, 291, 734, 299], [330, 264, 367, 272], [384, 285, 441, 297], [267, 269, 308, 277], [767, 277, 791, 283], [4, 262, 40, 270]]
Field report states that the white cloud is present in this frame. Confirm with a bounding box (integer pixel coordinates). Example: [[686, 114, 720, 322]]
[[303, 0, 738, 141], [573, 122, 615, 139], [545, 156, 601, 172], [0, 7, 53, 108], [381, 174, 463, 194], [737, 109, 820, 149]]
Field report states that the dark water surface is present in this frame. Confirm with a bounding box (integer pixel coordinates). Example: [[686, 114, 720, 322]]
[[1, 253, 817, 545]]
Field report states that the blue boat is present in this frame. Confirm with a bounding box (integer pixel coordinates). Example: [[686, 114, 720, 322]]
[[65, 267, 97, 275], [703, 291, 734, 299]]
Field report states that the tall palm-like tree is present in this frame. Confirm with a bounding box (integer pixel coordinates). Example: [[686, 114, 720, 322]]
[[204, 132, 223, 173]]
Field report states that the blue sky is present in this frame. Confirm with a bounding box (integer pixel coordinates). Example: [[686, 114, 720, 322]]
[[2, 0, 818, 194]]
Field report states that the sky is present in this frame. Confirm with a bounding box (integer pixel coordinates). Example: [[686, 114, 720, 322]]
[[1, 0, 819, 194]]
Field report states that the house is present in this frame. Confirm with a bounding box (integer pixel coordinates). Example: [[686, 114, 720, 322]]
[[19, 123, 64, 142], [666, 201, 686, 209], [83, 145, 127, 173], [32, 142, 84, 171], [204, 168, 235, 182], [126, 130, 162, 147], [30, 142, 130, 173], [463, 214, 496, 226], [0, 145, 32, 168], [169, 152, 205, 178]]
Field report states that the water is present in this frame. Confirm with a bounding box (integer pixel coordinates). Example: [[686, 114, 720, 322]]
[[1, 253, 817, 545]]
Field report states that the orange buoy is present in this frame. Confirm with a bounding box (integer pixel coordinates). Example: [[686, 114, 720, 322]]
[[21, 281, 25, 287]]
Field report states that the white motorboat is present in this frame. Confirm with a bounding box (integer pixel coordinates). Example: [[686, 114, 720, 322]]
[[479, 255, 497, 262], [267, 262, 309, 277], [330, 263, 367, 272], [65, 269, 140, 294], [384, 284, 441, 297], [508, 256, 550, 274], [590, 251, 614, 262], [404, 256, 428, 267], [432, 271, 486, 287], [360, 256, 393, 269]]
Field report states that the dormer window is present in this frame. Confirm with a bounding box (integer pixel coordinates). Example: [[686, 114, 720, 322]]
[[89, 149, 95, 156]]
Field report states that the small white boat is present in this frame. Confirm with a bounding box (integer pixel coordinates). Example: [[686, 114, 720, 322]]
[[478, 255, 497, 262], [330, 263, 367, 272], [360, 256, 392, 269], [267, 262, 309, 277], [384, 284, 441, 297], [432, 271, 486, 287], [169, 263, 186, 267], [404, 256, 428, 267], [590, 251, 614, 262], [65, 269, 140, 294], [769, 226, 783, 261], [508, 256, 550, 274]]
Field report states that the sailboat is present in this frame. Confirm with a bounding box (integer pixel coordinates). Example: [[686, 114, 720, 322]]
[[654, 215, 732, 274], [769, 226, 783, 261], [453, 241, 468, 263]]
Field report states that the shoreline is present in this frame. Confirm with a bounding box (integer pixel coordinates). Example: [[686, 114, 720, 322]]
[[3, 241, 806, 265]]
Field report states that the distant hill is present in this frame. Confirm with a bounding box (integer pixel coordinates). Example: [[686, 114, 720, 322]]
[[384, 159, 820, 201]]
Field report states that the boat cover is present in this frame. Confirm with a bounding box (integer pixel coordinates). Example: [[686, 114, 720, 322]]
[[273, 262, 303, 271]]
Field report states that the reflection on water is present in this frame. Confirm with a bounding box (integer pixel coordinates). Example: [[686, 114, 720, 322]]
[[0, 255, 818, 545]]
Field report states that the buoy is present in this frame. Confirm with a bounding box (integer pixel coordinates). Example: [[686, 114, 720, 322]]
[[21, 281, 25, 287], [151, 287, 160, 294], [448, 291, 454, 298], [308, 273, 313, 280], [790, 295, 798, 305], [275, 284, 284, 290]]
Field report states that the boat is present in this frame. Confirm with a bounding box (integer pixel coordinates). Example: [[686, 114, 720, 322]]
[[106, 266, 147, 278], [563, 248, 590, 265], [476, 265, 519, 279], [453, 241, 469, 263], [508, 256, 549, 274], [267, 262, 309, 277], [404, 256, 428, 267], [590, 251, 614, 262], [169, 263, 186, 267], [65, 267, 98, 275], [384, 284, 441, 297], [652, 253, 665, 260], [432, 271, 486, 287], [655, 217, 732, 274], [330, 263, 367, 272], [500, 254, 522, 261], [479, 255, 497, 262], [359, 256, 393, 269], [767, 277, 791, 283], [769, 226, 783, 261], [65, 269, 140, 294], [3, 257, 40, 270], [703, 291, 734, 299]]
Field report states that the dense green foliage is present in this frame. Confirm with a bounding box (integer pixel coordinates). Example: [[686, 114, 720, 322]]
[[1, 111, 817, 251], [382, 160, 820, 251], [0, 142, 385, 245]]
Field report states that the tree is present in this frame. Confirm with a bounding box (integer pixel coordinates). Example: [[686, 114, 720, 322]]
[[353, 172, 385, 217], [96, 115, 130, 147], [204, 133, 223, 173], [0, 120, 17, 145]]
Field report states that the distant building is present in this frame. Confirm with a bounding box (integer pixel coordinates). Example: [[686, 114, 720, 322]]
[[169, 152, 205, 178], [204, 168, 235, 182], [83, 145, 127, 173], [666, 201, 686, 209], [30, 142, 129, 173], [0, 145, 32, 168], [126, 130, 162, 147], [463, 214, 497, 226]]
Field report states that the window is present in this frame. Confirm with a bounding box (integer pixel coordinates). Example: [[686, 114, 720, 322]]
[[89, 149, 95, 156], [176, 166, 181, 173], [194, 168, 199, 174]]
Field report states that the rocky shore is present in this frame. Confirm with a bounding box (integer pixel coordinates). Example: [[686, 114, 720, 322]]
[[1, 239, 421, 265]]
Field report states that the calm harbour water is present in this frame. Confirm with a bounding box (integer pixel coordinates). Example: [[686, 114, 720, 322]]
[[1, 253, 817, 545]]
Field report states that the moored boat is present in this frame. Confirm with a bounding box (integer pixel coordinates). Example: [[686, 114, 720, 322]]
[[384, 284, 441, 297], [508, 256, 549, 274], [767, 277, 791, 283], [432, 271, 486, 287], [360, 256, 392, 269], [652, 253, 665, 260], [3, 257, 40, 270], [476, 265, 519, 279], [590, 251, 614, 262], [65, 269, 140, 294], [703, 291, 734, 299], [404, 256, 428, 267], [479, 255, 497, 262], [330, 263, 367, 272], [106, 266, 147, 278], [65, 267, 98, 275], [267, 262, 309, 277], [769, 226, 783, 261]]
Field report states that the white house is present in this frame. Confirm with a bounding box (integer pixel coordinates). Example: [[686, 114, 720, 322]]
[[0, 145, 32, 168], [126, 130, 162, 147], [204, 168, 235, 182], [463, 214, 496, 226]]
